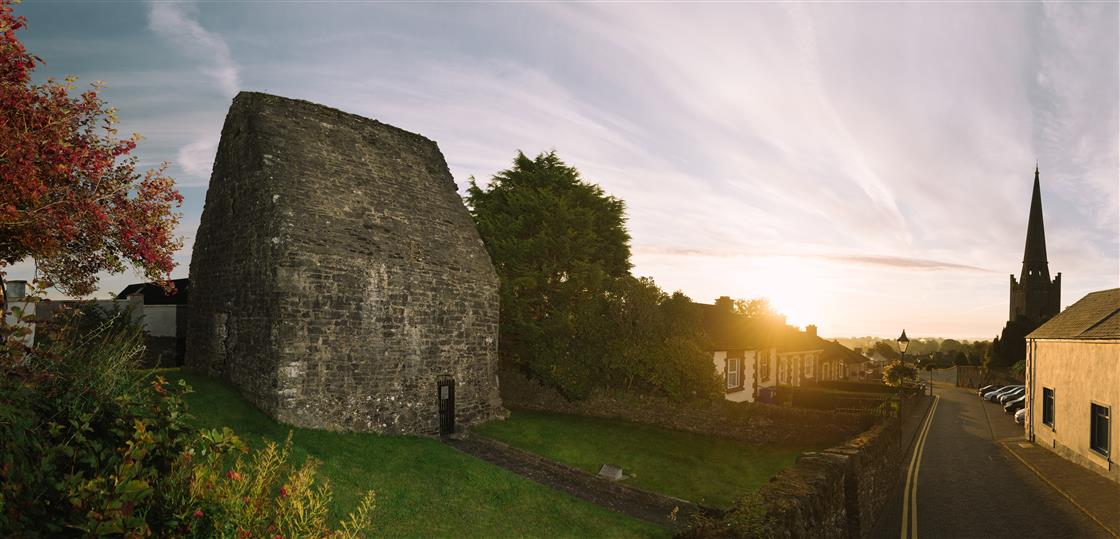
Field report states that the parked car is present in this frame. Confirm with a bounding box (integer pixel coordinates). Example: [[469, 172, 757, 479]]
[[978, 384, 999, 397], [1004, 395, 1026, 413], [988, 385, 1024, 402], [983, 385, 1015, 400], [999, 387, 1025, 404], [1015, 408, 1027, 424]]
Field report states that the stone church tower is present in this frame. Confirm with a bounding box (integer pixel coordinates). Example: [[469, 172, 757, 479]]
[[1009, 166, 1061, 328]]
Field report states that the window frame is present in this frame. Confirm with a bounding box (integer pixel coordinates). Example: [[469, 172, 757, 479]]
[[1090, 402, 1110, 457], [1042, 387, 1055, 428], [726, 357, 741, 390]]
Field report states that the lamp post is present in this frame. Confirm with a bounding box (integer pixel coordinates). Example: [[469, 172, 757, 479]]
[[897, 330, 910, 431]]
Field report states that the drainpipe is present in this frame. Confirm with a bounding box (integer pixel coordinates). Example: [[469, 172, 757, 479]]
[[1027, 338, 1034, 442]]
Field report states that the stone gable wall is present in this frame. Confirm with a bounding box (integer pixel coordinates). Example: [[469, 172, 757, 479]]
[[187, 92, 505, 435]]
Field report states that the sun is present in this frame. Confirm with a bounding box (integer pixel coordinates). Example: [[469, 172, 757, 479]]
[[749, 257, 828, 329]]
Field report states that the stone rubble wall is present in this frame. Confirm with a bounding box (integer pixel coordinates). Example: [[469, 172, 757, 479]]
[[187, 92, 505, 435], [750, 394, 928, 538], [500, 369, 873, 446]]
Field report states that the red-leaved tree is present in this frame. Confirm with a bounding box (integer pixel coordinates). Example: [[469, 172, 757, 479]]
[[0, 0, 183, 308]]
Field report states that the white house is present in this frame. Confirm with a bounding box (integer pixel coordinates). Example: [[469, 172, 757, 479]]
[[701, 299, 859, 403]]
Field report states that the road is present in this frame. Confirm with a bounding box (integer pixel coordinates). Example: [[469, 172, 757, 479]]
[[872, 382, 1112, 538]]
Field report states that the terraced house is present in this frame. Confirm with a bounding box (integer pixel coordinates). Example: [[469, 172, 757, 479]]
[[700, 298, 867, 402], [1025, 288, 1120, 483]]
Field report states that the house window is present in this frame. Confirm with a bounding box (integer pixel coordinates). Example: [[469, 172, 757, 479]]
[[727, 357, 740, 389], [1042, 387, 1055, 427], [760, 356, 771, 382], [1090, 404, 1110, 457]]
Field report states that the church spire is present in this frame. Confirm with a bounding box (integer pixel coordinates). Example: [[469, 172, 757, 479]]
[[1021, 166, 1049, 280]]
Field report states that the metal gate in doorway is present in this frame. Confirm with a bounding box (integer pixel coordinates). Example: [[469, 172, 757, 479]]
[[438, 378, 455, 437]]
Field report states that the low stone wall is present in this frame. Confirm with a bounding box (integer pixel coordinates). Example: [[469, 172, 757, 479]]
[[682, 394, 929, 538], [500, 370, 874, 447], [767, 396, 928, 538]]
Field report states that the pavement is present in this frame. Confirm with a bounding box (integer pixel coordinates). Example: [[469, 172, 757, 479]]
[[871, 382, 1117, 538]]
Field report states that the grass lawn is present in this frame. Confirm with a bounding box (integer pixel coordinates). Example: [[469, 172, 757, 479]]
[[165, 370, 668, 538], [475, 410, 812, 508]]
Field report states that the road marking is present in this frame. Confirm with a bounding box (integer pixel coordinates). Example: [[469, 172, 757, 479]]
[[901, 395, 939, 539], [1001, 441, 1120, 538]]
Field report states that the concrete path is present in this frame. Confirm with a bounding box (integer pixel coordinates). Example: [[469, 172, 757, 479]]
[[871, 383, 1115, 538]]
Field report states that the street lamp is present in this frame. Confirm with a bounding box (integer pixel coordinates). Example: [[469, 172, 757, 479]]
[[896, 330, 910, 431], [897, 329, 910, 360]]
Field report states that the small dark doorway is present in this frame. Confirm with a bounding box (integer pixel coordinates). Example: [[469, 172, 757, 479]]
[[438, 378, 456, 437]]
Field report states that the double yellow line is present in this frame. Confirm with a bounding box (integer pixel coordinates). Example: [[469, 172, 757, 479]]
[[901, 395, 940, 539]]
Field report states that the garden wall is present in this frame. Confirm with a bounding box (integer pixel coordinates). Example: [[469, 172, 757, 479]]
[[701, 393, 929, 538], [500, 370, 874, 446]]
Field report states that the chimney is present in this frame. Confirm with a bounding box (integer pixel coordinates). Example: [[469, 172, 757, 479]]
[[714, 296, 734, 312], [806, 324, 817, 337]]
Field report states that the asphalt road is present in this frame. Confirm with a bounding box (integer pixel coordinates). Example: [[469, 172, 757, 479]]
[[871, 383, 1111, 539]]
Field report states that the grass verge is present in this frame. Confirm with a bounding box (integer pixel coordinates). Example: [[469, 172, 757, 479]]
[[166, 369, 668, 538], [475, 410, 811, 508]]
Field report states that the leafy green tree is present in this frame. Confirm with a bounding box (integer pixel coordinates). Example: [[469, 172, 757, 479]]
[[467, 151, 630, 397], [984, 335, 1002, 371], [996, 322, 1027, 369], [733, 297, 782, 322], [602, 277, 720, 400], [872, 341, 900, 361], [940, 338, 962, 354], [467, 151, 717, 401]]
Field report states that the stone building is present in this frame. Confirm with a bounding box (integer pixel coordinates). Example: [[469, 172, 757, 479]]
[[999, 167, 1062, 365], [187, 92, 505, 436], [1009, 166, 1062, 328]]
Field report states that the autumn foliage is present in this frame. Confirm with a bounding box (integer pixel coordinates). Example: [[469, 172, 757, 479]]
[[0, 0, 182, 297]]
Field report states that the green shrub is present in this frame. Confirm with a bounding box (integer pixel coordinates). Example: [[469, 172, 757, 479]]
[[678, 492, 776, 538], [0, 309, 374, 537]]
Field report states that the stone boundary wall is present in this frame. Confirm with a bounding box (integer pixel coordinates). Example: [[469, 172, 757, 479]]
[[500, 370, 874, 446], [750, 394, 930, 538]]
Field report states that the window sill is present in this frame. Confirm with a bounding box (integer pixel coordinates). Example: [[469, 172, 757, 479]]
[[1087, 448, 1112, 470]]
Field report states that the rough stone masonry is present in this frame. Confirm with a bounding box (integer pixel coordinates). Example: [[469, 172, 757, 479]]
[[186, 92, 506, 435]]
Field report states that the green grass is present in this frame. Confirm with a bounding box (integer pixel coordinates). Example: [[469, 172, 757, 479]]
[[475, 410, 811, 508], [165, 370, 667, 538]]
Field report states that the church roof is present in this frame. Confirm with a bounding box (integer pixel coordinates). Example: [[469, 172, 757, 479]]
[[1027, 288, 1120, 340]]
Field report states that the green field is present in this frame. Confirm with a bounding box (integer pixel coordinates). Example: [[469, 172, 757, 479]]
[[166, 370, 667, 538], [475, 410, 809, 508]]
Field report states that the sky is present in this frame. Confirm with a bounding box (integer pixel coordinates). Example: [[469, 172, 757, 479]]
[[9, 1, 1119, 340]]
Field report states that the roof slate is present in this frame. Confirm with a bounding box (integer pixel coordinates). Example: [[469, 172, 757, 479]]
[[115, 278, 190, 305], [696, 302, 845, 355], [1027, 288, 1120, 340]]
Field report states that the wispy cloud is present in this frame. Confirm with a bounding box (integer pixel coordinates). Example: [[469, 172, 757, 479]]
[[634, 246, 992, 273], [15, 1, 1115, 337], [176, 135, 220, 178], [146, 1, 240, 97]]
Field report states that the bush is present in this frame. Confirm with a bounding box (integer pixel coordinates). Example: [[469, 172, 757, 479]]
[[679, 492, 776, 538], [0, 310, 375, 536]]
